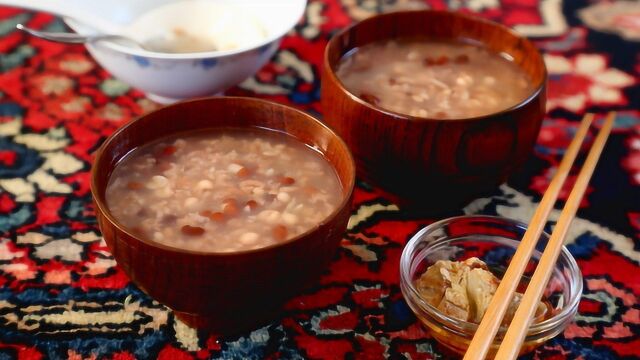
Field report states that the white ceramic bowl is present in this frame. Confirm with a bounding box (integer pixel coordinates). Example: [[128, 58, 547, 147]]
[[64, 0, 306, 103]]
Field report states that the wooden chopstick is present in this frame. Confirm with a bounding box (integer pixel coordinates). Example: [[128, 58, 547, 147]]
[[494, 111, 616, 360], [463, 113, 595, 360]]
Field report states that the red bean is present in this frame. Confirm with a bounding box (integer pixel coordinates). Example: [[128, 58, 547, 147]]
[[200, 210, 225, 222], [181, 225, 205, 236], [236, 167, 250, 178], [435, 56, 449, 65], [161, 145, 177, 156], [279, 176, 295, 185], [127, 181, 144, 190], [423, 56, 449, 66], [222, 199, 239, 216], [246, 200, 258, 210], [209, 212, 225, 222], [272, 225, 288, 241]]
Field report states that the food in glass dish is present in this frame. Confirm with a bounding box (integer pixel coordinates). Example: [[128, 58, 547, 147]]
[[105, 128, 342, 253], [335, 38, 533, 119], [415, 258, 550, 324]]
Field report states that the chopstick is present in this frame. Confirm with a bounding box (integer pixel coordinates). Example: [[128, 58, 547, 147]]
[[462, 113, 595, 360], [493, 111, 616, 360]]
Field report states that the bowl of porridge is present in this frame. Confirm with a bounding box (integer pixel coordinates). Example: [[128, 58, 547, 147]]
[[322, 10, 546, 210], [61, 0, 307, 103], [91, 97, 355, 331]]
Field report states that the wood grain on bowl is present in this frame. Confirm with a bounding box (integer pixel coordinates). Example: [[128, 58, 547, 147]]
[[91, 97, 355, 332], [321, 10, 546, 210]]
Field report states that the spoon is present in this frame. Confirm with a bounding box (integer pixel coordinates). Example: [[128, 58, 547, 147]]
[[16, 24, 148, 50], [0, 0, 124, 33]]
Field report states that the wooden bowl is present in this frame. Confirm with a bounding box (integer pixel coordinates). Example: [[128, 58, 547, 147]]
[[322, 10, 546, 210], [91, 97, 355, 332]]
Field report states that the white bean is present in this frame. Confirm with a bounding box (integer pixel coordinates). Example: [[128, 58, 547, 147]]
[[155, 187, 174, 198], [277, 192, 291, 203], [148, 175, 168, 189], [240, 232, 259, 244], [184, 197, 198, 209], [196, 179, 213, 190], [228, 163, 243, 173], [258, 210, 280, 223], [282, 212, 298, 225]]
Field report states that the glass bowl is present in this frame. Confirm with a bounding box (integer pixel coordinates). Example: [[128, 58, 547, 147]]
[[399, 215, 582, 356]]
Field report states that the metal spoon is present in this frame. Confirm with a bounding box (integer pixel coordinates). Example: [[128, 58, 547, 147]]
[[2, 0, 122, 34], [16, 24, 148, 50]]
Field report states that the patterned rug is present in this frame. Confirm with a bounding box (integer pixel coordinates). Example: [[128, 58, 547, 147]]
[[0, 0, 639, 359]]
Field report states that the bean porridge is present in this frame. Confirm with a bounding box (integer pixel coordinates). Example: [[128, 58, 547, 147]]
[[105, 128, 343, 253], [336, 38, 534, 119]]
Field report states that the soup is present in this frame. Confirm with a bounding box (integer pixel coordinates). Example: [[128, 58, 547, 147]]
[[336, 38, 534, 119], [105, 128, 343, 252]]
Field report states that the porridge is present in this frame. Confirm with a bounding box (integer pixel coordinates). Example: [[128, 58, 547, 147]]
[[336, 38, 534, 119], [105, 128, 343, 252], [129, 0, 268, 53]]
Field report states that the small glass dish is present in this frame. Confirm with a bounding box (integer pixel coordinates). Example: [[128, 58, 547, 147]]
[[399, 215, 582, 356]]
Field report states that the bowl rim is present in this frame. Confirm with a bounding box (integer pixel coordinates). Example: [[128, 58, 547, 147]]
[[323, 9, 548, 122], [65, 0, 307, 60], [90, 96, 356, 257], [399, 214, 583, 334]]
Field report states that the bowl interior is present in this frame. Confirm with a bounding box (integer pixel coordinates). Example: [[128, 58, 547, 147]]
[[325, 10, 546, 120], [65, 0, 307, 59], [401, 216, 582, 334], [91, 97, 355, 255]]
